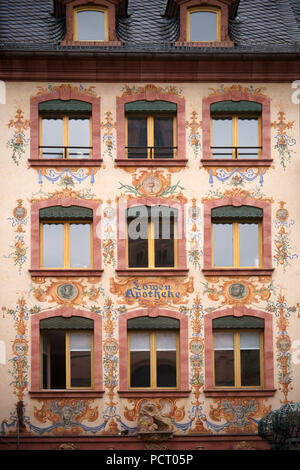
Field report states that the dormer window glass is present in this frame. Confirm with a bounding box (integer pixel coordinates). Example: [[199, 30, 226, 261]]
[[74, 7, 108, 41], [188, 8, 220, 42]]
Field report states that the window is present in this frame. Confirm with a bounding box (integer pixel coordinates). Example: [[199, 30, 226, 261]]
[[214, 329, 263, 388], [201, 91, 271, 166], [126, 205, 177, 269], [116, 90, 187, 167], [41, 316, 94, 389], [74, 6, 108, 41], [211, 101, 262, 159], [125, 101, 177, 160], [202, 199, 273, 276], [39, 100, 92, 160], [188, 7, 221, 42], [128, 316, 179, 389], [40, 206, 93, 269], [204, 309, 276, 397], [212, 205, 262, 268], [29, 88, 101, 166]]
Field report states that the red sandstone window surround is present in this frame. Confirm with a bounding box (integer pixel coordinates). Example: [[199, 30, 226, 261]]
[[202, 197, 274, 276], [116, 198, 189, 277], [62, 0, 123, 46], [204, 307, 276, 397], [201, 89, 272, 167], [167, 0, 236, 47], [118, 308, 190, 397], [29, 87, 102, 167], [30, 308, 104, 398], [29, 197, 103, 278], [116, 89, 187, 167]]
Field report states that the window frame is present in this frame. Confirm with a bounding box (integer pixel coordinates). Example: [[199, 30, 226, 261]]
[[116, 90, 187, 167], [116, 198, 188, 277], [202, 197, 273, 277], [39, 112, 92, 160], [118, 309, 190, 397], [73, 5, 109, 42], [128, 329, 180, 390], [41, 329, 94, 390], [204, 307, 276, 397], [30, 309, 104, 398], [126, 206, 178, 270], [211, 219, 263, 268], [30, 198, 103, 278], [29, 89, 102, 167], [125, 113, 177, 160], [40, 219, 93, 270], [210, 113, 262, 160], [202, 91, 272, 167], [213, 328, 264, 389], [187, 6, 221, 42], [63, 0, 122, 45]]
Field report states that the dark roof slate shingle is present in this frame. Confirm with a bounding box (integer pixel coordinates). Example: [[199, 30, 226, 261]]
[[1, 0, 300, 51]]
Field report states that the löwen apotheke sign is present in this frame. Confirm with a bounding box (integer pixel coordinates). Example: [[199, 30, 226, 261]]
[[110, 277, 194, 306]]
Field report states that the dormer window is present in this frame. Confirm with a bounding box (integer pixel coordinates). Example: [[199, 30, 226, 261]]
[[188, 7, 220, 42], [74, 6, 108, 41]]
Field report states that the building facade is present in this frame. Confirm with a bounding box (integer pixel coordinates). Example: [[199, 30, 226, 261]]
[[0, 0, 300, 451]]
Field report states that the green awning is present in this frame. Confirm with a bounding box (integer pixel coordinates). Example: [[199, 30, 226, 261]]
[[210, 100, 262, 115], [39, 99, 92, 114], [39, 205, 93, 221], [40, 316, 94, 330], [212, 205, 263, 221], [213, 315, 264, 329], [127, 316, 180, 330], [127, 205, 177, 219], [125, 100, 177, 113]]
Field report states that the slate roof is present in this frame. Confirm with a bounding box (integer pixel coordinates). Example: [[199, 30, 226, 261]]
[[1, 0, 300, 52]]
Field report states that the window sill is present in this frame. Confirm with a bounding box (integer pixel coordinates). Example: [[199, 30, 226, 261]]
[[29, 390, 105, 398], [175, 41, 234, 48], [28, 159, 103, 167], [61, 40, 122, 47], [202, 268, 274, 277], [118, 390, 191, 398], [116, 269, 189, 277], [29, 269, 104, 278], [115, 158, 188, 167], [204, 389, 276, 398], [201, 158, 273, 167]]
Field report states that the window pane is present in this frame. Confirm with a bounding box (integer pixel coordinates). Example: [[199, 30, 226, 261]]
[[127, 117, 148, 158], [154, 117, 174, 158], [70, 224, 91, 268], [240, 333, 261, 386], [238, 118, 259, 159], [127, 212, 149, 267], [69, 118, 90, 158], [212, 118, 233, 158], [70, 333, 91, 388], [214, 332, 234, 387], [156, 332, 177, 388], [130, 333, 150, 387], [41, 118, 63, 158], [77, 10, 105, 41], [239, 223, 259, 267], [42, 331, 66, 389], [43, 224, 64, 268], [213, 223, 233, 267], [190, 11, 217, 41], [154, 217, 175, 268]]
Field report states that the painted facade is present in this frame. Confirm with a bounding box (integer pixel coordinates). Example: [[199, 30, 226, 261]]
[[0, 78, 299, 451], [0, 0, 300, 451]]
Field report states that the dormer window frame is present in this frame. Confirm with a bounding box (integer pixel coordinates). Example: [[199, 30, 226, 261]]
[[187, 6, 221, 42], [73, 5, 109, 42], [63, 0, 123, 45]]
